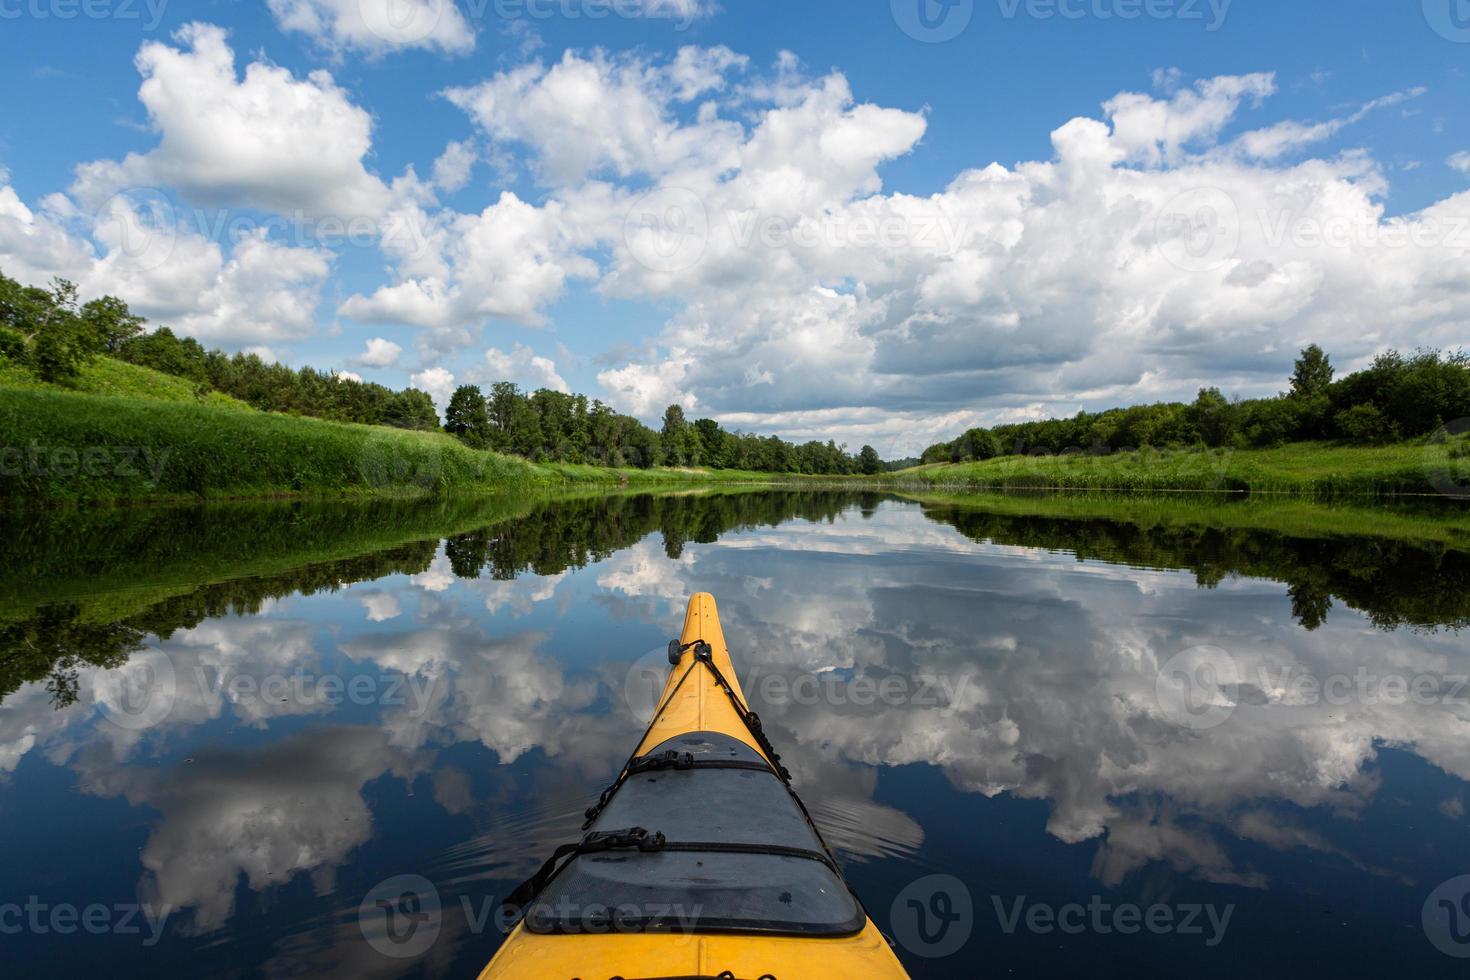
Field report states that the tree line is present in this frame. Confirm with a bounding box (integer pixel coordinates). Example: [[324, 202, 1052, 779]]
[[0, 269, 438, 430], [1, 268, 885, 471], [921, 345, 1470, 464], [444, 384, 884, 474]]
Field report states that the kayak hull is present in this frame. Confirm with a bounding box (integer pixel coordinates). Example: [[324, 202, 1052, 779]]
[[479, 593, 911, 979]]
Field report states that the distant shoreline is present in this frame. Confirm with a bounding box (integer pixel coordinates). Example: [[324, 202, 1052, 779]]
[[3, 370, 1465, 506]]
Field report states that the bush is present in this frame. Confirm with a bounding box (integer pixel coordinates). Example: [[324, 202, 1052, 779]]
[[1335, 403, 1397, 444], [0, 325, 26, 364]]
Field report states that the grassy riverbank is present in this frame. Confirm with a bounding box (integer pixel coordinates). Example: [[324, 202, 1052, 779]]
[[901, 488, 1470, 550], [0, 383, 779, 505], [885, 441, 1469, 498]]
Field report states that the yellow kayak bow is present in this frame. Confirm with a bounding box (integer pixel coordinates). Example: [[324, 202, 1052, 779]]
[[480, 593, 911, 979]]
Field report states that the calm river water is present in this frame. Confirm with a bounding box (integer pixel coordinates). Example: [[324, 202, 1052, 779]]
[[3, 491, 1469, 978]]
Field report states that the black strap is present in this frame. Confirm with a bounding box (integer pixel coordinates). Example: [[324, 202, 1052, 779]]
[[688, 644, 792, 784], [584, 750, 778, 829], [601, 973, 776, 980], [504, 638, 849, 924], [583, 661, 702, 829], [680, 646, 848, 879], [501, 827, 667, 918], [500, 825, 839, 923]]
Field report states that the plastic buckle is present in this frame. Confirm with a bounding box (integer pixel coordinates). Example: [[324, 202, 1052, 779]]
[[581, 827, 645, 851]]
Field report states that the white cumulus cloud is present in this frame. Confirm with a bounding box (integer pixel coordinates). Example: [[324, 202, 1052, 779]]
[[357, 337, 403, 367], [267, 0, 476, 56]]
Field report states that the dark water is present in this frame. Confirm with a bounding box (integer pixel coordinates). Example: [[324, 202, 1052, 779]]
[[3, 491, 1470, 978]]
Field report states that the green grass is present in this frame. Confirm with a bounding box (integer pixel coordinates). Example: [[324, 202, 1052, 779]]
[[898, 488, 1470, 550], [0, 385, 783, 505], [0, 355, 250, 409], [884, 441, 1470, 498]]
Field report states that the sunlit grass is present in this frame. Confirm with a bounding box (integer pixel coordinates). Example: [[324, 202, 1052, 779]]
[[886, 441, 1469, 497], [0, 386, 782, 504]]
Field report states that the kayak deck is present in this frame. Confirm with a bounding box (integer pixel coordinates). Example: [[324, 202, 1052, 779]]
[[478, 593, 911, 979]]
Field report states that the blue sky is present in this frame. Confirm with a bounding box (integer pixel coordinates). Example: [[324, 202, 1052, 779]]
[[1, 0, 1467, 455]]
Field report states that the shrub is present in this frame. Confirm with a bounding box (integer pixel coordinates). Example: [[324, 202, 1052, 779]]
[[0, 325, 26, 364], [1335, 403, 1397, 444]]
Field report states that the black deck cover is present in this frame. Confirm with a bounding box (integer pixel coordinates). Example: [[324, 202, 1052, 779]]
[[524, 732, 865, 936]]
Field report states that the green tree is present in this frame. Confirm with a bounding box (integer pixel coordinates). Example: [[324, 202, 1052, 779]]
[[1290, 344, 1334, 398], [661, 404, 689, 466], [79, 295, 145, 354], [858, 445, 882, 474], [445, 385, 489, 446], [1186, 387, 1238, 447]]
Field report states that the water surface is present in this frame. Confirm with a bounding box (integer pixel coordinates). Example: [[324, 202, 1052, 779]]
[[3, 491, 1469, 978]]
